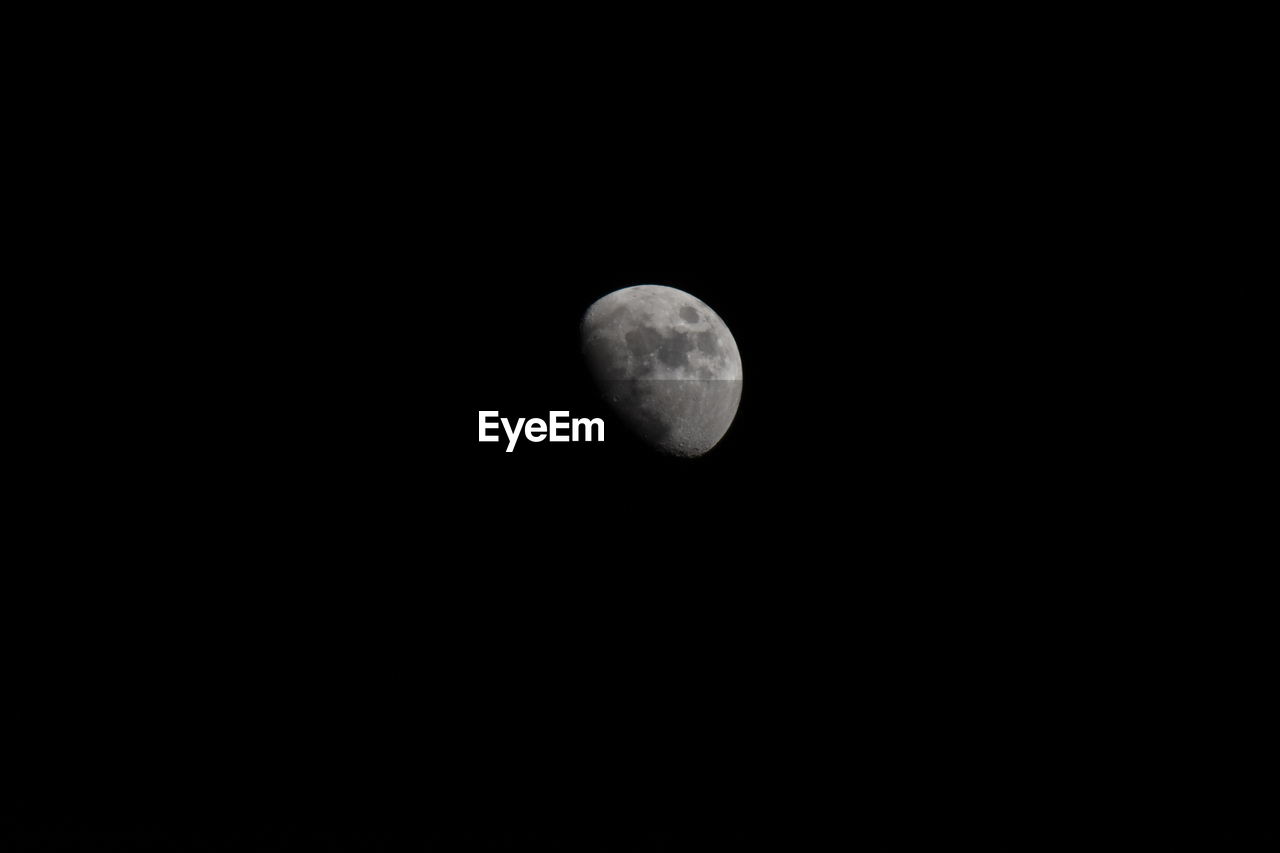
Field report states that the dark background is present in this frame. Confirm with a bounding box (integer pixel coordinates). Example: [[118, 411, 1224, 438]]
[[7, 15, 1276, 851]]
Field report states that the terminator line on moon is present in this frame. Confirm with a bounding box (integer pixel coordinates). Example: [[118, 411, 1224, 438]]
[[581, 285, 742, 457]]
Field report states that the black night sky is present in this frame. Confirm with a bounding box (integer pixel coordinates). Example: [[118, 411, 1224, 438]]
[[7, 18, 1273, 853]]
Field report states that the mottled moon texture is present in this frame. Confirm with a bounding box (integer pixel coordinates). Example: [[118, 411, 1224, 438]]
[[581, 284, 742, 458]]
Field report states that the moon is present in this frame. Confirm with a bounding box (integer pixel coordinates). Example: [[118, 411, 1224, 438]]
[[581, 284, 742, 458]]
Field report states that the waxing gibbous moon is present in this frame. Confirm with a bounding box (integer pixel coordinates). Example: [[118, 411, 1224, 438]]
[[581, 284, 742, 458]]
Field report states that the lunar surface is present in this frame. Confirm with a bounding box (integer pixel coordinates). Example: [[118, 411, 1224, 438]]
[[581, 284, 742, 457]]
